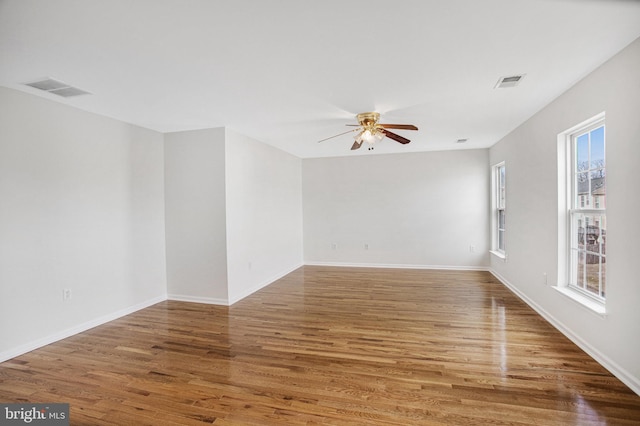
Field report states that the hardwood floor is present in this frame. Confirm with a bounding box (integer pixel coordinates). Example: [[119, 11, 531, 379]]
[[1, 266, 639, 425]]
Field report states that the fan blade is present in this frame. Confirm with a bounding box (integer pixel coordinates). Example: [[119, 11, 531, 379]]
[[351, 140, 363, 150], [317, 129, 359, 143], [380, 129, 411, 144], [378, 124, 418, 130]]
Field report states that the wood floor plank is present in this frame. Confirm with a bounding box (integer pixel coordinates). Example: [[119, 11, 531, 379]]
[[1, 266, 639, 425]]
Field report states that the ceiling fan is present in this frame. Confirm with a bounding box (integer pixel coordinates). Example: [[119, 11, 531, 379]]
[[318, 112, 418, 151]]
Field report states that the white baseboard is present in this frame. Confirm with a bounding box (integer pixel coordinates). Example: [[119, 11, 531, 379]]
[[304, 261, 489, 272], [0, 294, 167, 363], [489, 269, 640, 396], [167, 294, 228, 305], [228, 262, 304, 305]]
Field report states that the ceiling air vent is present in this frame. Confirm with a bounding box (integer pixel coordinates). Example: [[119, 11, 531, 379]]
[[494, 74, 525, 89], [456, 138, 468, 144], [24, 78, 90, 98]]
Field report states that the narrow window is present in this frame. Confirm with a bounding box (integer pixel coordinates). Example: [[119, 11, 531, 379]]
[[569, 119, 606, 300], [492, 162, 506, 256]]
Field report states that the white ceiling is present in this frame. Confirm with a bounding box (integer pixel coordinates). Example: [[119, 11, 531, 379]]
[[1, 0, 639, 158]]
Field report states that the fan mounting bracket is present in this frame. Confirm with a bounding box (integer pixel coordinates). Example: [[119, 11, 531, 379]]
[[356, 112, 380, 126]]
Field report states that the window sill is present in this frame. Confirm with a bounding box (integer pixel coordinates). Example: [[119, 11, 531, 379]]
[[490, 250, 507, 261], [552, 285, 607, 317]]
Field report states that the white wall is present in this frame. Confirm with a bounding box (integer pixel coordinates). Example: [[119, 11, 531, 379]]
[[164, 128, 228, 303], [224, 129, 303, 303], [489, 37, 640, 393], [303, 149, 489, 269], [0, 87, 166, 360]]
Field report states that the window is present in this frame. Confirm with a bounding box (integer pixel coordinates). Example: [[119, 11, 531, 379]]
[[492, 162, 506, 257], [569, 120, 606, 300], [558, 114, 606, 310]]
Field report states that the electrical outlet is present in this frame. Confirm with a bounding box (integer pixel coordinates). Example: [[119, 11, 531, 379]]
[[364, 243, 369, 250], [331, 243, 337, 250], [469, 245, 475, 253], [62, 288, 72, 301]]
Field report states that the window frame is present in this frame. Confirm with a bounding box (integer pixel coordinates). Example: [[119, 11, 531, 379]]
[[491, 161, 506, 259], [568, 119, 606, 301], [556, 112, 606, 315]]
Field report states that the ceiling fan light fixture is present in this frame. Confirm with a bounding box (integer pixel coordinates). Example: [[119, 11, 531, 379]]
[[354, 128, 381, 144], [319, 111, 417, 151], [362, 129, 375, 144]]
